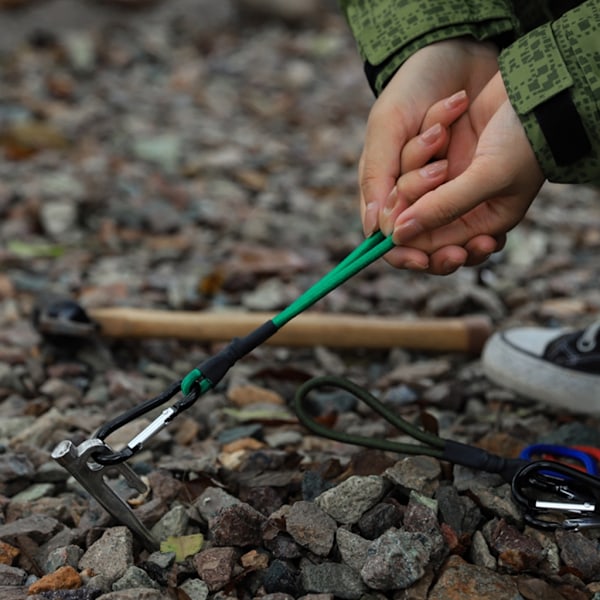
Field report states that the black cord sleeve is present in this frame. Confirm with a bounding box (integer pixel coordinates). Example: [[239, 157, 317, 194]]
[[443, 439, 528, 482], [197, 320, 278, 385]]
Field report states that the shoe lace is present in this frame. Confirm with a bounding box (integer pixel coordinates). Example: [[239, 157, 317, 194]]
[[576, 321, 600, 352]]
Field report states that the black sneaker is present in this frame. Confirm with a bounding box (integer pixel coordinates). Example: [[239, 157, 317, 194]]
[[481, 322, 600, 412]]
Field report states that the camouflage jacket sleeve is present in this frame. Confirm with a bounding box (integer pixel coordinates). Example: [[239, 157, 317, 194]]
[[338, 0, 517, 95], [499, 1, 600, 183]]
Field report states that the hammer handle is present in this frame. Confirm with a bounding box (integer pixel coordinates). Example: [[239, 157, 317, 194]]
[[87, 308, 492, 353]]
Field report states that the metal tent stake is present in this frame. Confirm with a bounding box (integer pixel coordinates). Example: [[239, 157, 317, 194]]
[[52, 439, 158, 551]]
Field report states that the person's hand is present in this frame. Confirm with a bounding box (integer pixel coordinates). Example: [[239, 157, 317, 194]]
[[360, 37, 500, 240], [383, 71, 545, 271], [374, 90, 502, 274]]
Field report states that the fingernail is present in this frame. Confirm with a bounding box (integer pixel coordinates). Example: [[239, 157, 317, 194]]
[[393, 218, 423, 244], [441, 259, 462, 274], [419, 159, 447, 179], [404, 259, 429, 271], [445, 89, 467, 109], [420, 123, 442, 145], [382, 186, 398, 217], [363, 203, 378, 236]]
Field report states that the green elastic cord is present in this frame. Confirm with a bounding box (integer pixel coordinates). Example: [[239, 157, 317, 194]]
[[181, 370, 213, 396], [181, 232, 394, 396], [273, 231, 394, 328]]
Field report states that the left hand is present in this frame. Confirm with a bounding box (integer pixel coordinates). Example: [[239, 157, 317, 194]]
[[383, 72, 545, 273]]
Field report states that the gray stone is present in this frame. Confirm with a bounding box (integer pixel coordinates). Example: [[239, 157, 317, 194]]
[[539, 422, 600, 447], [427, 555, 521, 600], [194, 487, 241, 522], [86, 574, 113, 594], [0, 515, 62, 543], [0, 587, 29, 600], [468, 484, 523, 527], [357, 502, 403, 540], [263, 559, 302, 597], [40, 198, 79, 237], [242, 278, 288, 311], [301, 562, 365, 600], [0, 452, 35, 482], [0, 564, 27, 586], [44, 544, 84, 573], [9, 407, 69, 448], [210, 502, 267, 547], [384, 456, 442, 497], [452, 465, 505, 494], [436, 484, 482, 537], [145, 551, 176, 570], [470, 531, 497, 570], [10, 483, 56, 504], [556, 529, 600, 581], [361, 528, 430, 591], [216, 423, 263, 445], [178, 578, 210, 600], [316, 476, 388, 525], [264, 430, 304, 448], [193, 546, 239, 592], [285, 501, 336, 556], [34, 462, 71, 484], [486, 519, 545, 574], [112, 566, 161, 591], [131, 135, 182, 174], [79, 527, 134, 584], [335, 528, 370, 573], [150, 504, 189, 542], [96, 589, 165, 600], [403, 493, 447, 565]]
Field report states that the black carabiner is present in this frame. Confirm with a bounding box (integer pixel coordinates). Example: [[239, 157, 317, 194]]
[[93, 380, 185, 465], [512, 460, 600, 530]]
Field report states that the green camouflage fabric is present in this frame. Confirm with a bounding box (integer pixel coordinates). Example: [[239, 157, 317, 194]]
[[499, 2, 600, 183], [339, 0, 516, 93], [340, 0, 600, 184]]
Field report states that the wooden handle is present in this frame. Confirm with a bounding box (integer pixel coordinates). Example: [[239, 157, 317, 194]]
[[87, 307, 492, 353]]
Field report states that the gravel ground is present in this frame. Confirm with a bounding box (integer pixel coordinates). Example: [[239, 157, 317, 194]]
[[2, 2, 600, 599]]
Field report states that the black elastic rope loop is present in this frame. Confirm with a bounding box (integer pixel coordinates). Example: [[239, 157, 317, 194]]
[[93, 446, 135, 467], [95, 380, 181, 442], [169, 385, 202, 415]]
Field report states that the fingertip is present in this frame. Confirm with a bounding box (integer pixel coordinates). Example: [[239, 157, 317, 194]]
[[419, 159, 448, 180], [363, 203, 379, 236], [383, 246, 429, 271], [429, 246, 467, 275], [392, 218, 423, 245], [444, 89, 468, 110]]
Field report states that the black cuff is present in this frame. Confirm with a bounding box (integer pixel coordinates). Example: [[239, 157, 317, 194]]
[[534, 88, 591, 166], [364, 57, 397, 97], [549, 0, 585, 18]]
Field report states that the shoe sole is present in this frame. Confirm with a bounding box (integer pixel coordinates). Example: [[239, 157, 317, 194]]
[[482, 332, 600, 413]]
